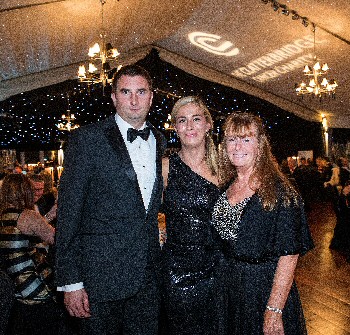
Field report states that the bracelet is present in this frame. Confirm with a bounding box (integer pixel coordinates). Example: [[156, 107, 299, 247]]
[[266, 305, 283, 314]]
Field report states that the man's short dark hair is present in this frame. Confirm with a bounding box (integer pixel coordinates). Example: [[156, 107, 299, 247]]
[[111, 64, 153, 92]]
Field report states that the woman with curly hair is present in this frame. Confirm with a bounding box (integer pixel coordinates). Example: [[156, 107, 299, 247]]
[[212, 113, 314, 335], [0, 173, 69, 335]]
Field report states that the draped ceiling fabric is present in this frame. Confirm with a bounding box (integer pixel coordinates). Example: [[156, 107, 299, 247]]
[[1, 0, 350, 128]]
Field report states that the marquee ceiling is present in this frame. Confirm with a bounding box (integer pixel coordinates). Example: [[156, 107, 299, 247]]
[[1, 0, 350, 128]]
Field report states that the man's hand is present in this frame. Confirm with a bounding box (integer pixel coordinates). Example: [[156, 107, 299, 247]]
[[64, 288, 91, 318]]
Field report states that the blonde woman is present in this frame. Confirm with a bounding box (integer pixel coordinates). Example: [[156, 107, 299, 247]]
[[212, 113, 313, 335], [161, 96, 223, 334]]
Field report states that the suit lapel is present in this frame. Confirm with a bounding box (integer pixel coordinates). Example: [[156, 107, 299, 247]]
[[102, 116, 137, 183], [103, 117, 163, 214], [148, 124, 165, 213]]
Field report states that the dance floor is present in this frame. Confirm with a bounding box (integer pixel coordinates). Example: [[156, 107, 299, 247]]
[[295, 201, 350, 335]]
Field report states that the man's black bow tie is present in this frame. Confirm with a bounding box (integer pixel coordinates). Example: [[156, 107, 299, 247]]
[[127, 127, 150, 143]]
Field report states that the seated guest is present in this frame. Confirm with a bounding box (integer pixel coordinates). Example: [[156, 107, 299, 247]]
[[13, 165, 23, 174], [28, 173, 57, 225], [40, 171, 58, 225], [28, 172, 58, 268], [0, 174, 70, 335]]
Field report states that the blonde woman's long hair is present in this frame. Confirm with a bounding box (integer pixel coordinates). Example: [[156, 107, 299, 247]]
[[171, 96, 218, 176], [220, 112, 300, 211]]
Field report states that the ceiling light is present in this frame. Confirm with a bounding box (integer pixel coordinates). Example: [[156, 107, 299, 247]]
[[57, 95, 79, 132], [291, 10, 299, 20], [295, 24, 338, 98], [272, 1, 279, 11], [280, 4, 289, 15], [77, 0, 121, 94], [301, 17, 309, 27]]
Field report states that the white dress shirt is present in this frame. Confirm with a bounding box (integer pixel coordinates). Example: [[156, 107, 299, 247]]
[[116, 114, 156, 211]]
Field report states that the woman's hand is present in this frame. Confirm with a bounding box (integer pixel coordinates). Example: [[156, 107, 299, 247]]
[[263, 310, 284, 335], [264, 254, 298, 334], [45, 203, 57, 222]]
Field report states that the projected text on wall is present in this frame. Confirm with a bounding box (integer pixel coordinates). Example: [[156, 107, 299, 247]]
[[188, 32, 324, 82]]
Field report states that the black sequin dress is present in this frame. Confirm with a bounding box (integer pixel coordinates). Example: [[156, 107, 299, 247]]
[[162, 153, 223, 335], [212, 192, 314, 335]]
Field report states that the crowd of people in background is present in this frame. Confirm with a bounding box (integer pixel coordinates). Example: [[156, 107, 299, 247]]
[[281, 154, 350, 261], [0, 63, 349, 335]]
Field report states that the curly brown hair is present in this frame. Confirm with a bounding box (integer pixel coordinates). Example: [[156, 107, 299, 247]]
[[0, 173, 35, 216], [219, 112, 299, 210]]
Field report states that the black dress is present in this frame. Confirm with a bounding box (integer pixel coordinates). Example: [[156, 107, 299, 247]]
[[162, 153, 223, 335], [212, 192, 314, 335]]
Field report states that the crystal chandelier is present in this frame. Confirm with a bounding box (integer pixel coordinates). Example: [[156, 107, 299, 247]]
[[77, 0, 121, 91], [57, 95, 79, 132], [295, 24, 338, 98]]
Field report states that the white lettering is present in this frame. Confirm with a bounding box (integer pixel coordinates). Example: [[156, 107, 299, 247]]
[[231, 35, 316, 81], [252, 54, 314, 82]]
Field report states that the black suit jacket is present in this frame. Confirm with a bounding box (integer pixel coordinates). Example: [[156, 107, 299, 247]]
[[55, 115, 165, 302]]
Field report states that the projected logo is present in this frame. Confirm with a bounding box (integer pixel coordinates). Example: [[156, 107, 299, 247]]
[[188, 32, 327, 83], [188, 32, 239, 56]]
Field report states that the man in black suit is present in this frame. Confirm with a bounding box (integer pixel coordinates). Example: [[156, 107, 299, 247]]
[[55, 64, 165, 334]]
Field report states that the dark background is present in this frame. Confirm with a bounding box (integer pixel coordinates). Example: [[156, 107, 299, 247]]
[[1, 48, 343, 163]]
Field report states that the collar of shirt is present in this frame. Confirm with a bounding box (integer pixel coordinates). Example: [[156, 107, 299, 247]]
[[115, 113, 148, 143], [114, 113, 156, 211]]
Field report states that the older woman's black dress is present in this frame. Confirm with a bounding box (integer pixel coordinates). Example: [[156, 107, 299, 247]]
[[162, 153, 223, 335], [212, 192, 314, 335]]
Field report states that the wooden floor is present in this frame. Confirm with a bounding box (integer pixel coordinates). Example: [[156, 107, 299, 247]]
[[295, 201, 350, 335]]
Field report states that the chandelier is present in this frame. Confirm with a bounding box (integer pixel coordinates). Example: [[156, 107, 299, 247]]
[[295, 24, 338, 98], [57, 95, 79, 132], [77, 0, 121, 91]]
